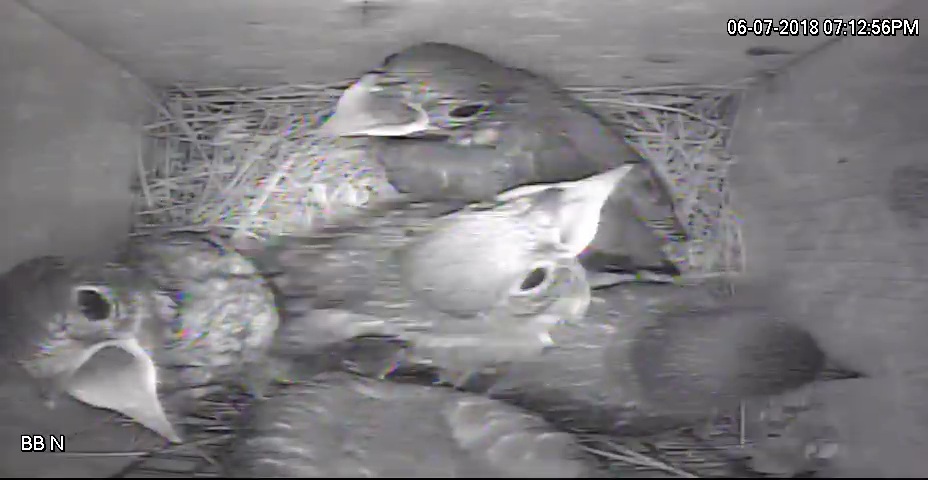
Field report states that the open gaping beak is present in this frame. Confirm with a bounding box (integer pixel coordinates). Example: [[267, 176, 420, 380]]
[[320, 73, 431, 137], [42, 337, 182, 443], [497, 165, 635, 258]]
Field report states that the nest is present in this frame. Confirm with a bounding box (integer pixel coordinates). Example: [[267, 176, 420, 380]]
[[134, 80, 747, 277], [126, 79, 751, 477]]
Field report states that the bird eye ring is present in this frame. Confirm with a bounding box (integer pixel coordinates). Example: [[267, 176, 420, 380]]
[[448, 102, 488, 119], [74, 286, 115, 322], [511, 262, 556, 295]]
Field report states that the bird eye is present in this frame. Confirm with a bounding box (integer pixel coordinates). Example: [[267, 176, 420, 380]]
[[519, 267, 549, 292], [75, 287, 113, 321], [448, 102, 488, 119]]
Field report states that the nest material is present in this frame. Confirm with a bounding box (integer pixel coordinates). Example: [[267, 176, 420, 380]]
[[60, 388, 248, 478], [135, 82, 400, 243], [126, 80, 751, 477], [134, 81, 747, 277]]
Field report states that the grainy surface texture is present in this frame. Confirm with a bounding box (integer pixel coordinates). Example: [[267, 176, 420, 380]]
[[2, 0, 927, 477], [728, 0, 928, 378], [0, 1, 152, 275], [23, 0, 897, 88], [728, 0, 928, 474]]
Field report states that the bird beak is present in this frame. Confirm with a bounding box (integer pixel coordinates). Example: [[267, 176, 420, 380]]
[[497, 164, 634, 203], [320, 73, 431, 137], [498, 165, 635, 257], [50, 337, 182, 443]]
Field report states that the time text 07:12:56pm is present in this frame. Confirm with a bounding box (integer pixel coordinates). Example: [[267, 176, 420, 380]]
[[728, 18, 919, 37]]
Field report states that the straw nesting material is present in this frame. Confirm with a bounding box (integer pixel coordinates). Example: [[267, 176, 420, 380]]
[[66, 388, 250, 478], [134, 80, 747, 277], [126, 78, 751, 477], [134, 81, 396, 243]]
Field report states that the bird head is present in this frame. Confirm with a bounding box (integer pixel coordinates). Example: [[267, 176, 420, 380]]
[[402, 164, 633, 320], [317, 42, 633, 205], [262, 166, 633, 380], [320, 42, 520, 141], [1, 256, 181, 443], [318, 42, 689, 275]]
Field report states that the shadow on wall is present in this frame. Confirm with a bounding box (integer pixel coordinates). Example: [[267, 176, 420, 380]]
[[727, 0, 928, 475], [0, 1, 152, 274]]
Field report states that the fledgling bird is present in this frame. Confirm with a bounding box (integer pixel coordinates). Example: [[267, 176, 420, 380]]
[[250, 166, 632, 386], [448, 279, 831, 439], [222, 370, 600, 478], [0, 232, 280, 444], [321, 42, 689, 275]]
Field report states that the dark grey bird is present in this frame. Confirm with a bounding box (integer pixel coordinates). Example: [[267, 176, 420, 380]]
[[423, 279, 832, 438], [222, 370, 600, 478], [0, 232, 280, 446], [249, 166, 631, 387], [320, 42, 689, 276]]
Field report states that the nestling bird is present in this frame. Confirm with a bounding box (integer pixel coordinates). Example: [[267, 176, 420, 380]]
[[321, 42, 688, 275], [249, 166, 632, 386], [0, 231, 280, 444], [445, 279, 830, 437], [222, 370, 599, 478]]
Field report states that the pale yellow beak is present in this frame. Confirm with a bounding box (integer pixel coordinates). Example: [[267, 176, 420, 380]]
[[51, 338, 182, 443], [497, 165, 635, 257], [320, 73, 431, 137]]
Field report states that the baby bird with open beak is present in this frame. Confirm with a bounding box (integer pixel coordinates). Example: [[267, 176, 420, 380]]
[[321, 42, 688, 275], [251, 166, 632, 386], [0, 232, 280, 445]]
